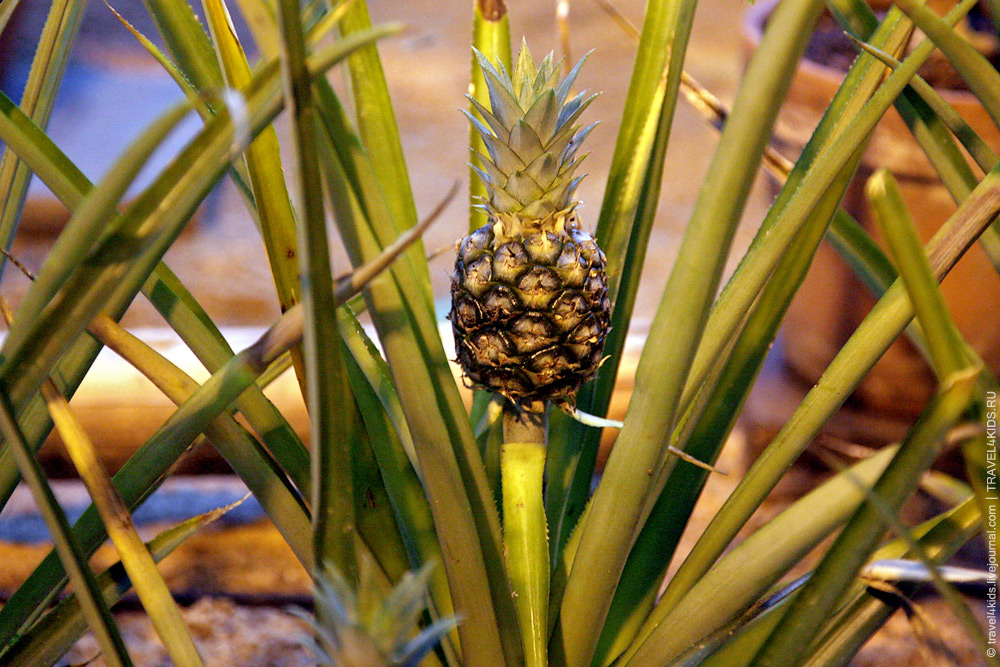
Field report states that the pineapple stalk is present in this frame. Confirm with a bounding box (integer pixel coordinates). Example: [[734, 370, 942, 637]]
[[452, 41, 607, 666], [501, 404, 549, 667]]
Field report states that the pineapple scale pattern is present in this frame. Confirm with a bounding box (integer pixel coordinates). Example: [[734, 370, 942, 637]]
[[450, 43, 611, 406]]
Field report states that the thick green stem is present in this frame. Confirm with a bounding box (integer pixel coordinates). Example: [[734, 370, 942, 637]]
[[502, 405, 549, 667]]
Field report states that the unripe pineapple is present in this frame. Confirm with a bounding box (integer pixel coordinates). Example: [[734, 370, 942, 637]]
[[450, 43, 610, 407]]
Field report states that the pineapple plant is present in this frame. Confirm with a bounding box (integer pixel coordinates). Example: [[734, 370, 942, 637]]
[[296, 562, 457, 667], [0, 0, 995, 665], [451, 44, 610, 409]]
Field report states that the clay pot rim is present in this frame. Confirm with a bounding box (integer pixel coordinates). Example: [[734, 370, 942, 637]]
[[741, 0, 985, 106]]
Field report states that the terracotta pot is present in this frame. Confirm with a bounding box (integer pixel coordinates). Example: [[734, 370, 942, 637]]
[[743, 0, 1000, 422]]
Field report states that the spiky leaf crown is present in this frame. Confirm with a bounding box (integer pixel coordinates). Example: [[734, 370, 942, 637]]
[[295, 563, 456, 667], [467, 42, 597, 225]]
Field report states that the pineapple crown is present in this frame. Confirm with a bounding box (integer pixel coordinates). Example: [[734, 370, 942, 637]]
[[467, 41, 597, 225]]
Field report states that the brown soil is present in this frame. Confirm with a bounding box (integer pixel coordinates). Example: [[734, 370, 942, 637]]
[[63, 599, 315, 667]]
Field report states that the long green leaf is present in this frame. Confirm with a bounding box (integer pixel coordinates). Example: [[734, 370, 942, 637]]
[[749, 368, 977, 667], [555, 0, 824, 663], [111, 0, 256, 205], [41, 381, 205, 667], [843, 34, 1000, 275], [0, 340, 113, 648], [339, 0, 430, 305], [349, 406, 412, 585], [597, 15, 901, 660], [84, 313, 312, 561], [0, 21, 397, 449], [621, 445, 898, 667], [0, 391, 133, 667], [0, 27, 396, 485], [591, 10, 911, 653], [811, 34, 1000, 376], [594, 0, 688, 286], [0, 89, 309, 508], [544, 52, 671, 575], [802, 497, 982, 667], [828, 0, 1000, 276], [866, 168, 969, 377], [203, 0, 302, 318], [657, 159, 1000, 660], [842, 465, 993, 661], [826, 210, 898, 294], [142, 0, 224, 95], [339, 320, 458, 659], [338, 0, 417, 237], [313, 104, 520, 667], [231, 0, 281, 59], [1, 501, 235, 667], [104, 2, 212, 119], [338, 307, 419, 470], [646, 0, 980, 616], [142, 264, 311, 496], [674, 0, 976, 421], [545, 0, 699, 569], [848, 40, 998, 173], [4, 101, 193, 358], [695, 496, 980, 667], [469, 0, 511, 230], [276, 0, 357, 580], [0, 25, 396, 646], [0, 218, 426, 657], [668, 581, 804, 667], [894, 0, 1000, 127], [597, 25, 868, 667], [0, 0, 85, 258], [0, 84, 259, 425], [199, 0, 312, 402], [863, 169, 995, 659], [826, 3, 1000, 523], [598, 160, 856, 667], [0, 91, 194, 524]]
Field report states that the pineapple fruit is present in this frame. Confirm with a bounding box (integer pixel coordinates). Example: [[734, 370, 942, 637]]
[[450, 43, 611, 408]]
